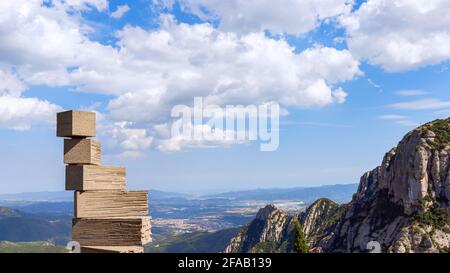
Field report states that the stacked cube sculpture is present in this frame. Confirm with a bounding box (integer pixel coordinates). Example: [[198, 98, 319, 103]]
[[57, 110, 151, 253]]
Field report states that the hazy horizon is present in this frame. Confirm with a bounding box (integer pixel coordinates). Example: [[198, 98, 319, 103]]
[[0, 182, 359, 196]]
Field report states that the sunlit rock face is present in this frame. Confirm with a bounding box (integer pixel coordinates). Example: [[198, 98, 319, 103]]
[[225, 119, 450, 253], [320, 118, 450, 253]]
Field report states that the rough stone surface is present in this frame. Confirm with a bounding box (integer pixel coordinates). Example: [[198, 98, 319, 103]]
[[224, 118, 450, 253]]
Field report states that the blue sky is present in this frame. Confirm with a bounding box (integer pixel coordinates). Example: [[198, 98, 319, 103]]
[[1, 0, 450, 194]]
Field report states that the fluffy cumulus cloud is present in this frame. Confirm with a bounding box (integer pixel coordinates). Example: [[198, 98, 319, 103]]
[[0, 95, 62, 131], [0, 69, 62, 130], [107, 19, 360, 115], [0, 0, 361, 153], [104, 19, 360, 151], [164, 0, 354, 35], [341, 0, 450, 71], [0, 0, 100, 130]]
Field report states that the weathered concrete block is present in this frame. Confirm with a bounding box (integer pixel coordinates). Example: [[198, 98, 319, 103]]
[[66, 165, 126, 191], [64, 139, 101, 165], [72, 217, 152, 246], [74, 191, 148, 218], [57, 110, 96, 137]]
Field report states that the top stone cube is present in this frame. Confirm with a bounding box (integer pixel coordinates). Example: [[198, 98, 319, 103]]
[[57, 110, 96, 137]]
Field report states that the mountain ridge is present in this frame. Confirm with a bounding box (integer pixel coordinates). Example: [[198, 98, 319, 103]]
[[225, 118, 450, 253]]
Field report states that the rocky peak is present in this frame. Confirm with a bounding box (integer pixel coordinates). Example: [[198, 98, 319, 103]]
[[224, 205, 291, 253], [224, 118, 450, 253], [321, 118, 450, 253], [300, 199, 340, 238], [255, 204, 279, 220], [355, 118, 450, 215]]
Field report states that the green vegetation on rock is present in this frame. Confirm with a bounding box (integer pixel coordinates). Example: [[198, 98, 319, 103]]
[[422, 118, 450, 150], [293, 219, 308, 253], [413, 203, 450, 229]]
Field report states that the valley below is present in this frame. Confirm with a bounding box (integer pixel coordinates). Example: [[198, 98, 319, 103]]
[[0, 184, 357, 253]]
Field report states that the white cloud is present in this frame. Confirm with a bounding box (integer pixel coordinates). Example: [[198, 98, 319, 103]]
[[0, 0, 115, 88], [390, 99, 450, 110], [367, 78, 382, 92], [0, 69, 63, 130], [59, 0, 109, 11], [106, 21, 360, 122], [378, 114, 418, 127], [332, 88, 348, 104], [0, 70, 27, 97], [0, 95, 63, 130], [395, 89, 429, 97], [0, 2, 361, 152], [166, 0, 354, 35], [110, 122, 153, 150], [379, 114, 408, 120], [110, 4, 130, 19], [156, 120, 245, 152], [341, 0, 450, 71]]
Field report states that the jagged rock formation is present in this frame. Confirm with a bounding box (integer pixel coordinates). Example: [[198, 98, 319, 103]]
[[299, 198, 347, 252], [224, 205, 293, 253], [225, 118, 450, 253], [224, 199, 341, 253], [320, 118, 450, 253]]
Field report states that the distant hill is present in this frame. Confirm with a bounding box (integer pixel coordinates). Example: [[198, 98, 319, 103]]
[[0, 191, 72, 202], [9, 202, 73, 217], [0, 207, 70, 245], [0, 184, 357, 204], [0, 189, 190, 203], [206, 184, 358, 203], [0, 241, 67, 253], [146, 228, 240, 253]]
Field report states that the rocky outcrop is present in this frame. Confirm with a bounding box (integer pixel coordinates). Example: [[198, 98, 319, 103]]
[[319, 119, 450, 253], [299, 199, 347, 250], [225, 118, 450, 253], [224, 205, 292, 253], [224, 200, 345, 253]]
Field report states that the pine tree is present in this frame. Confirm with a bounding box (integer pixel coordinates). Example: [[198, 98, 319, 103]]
[[293, 219, 308, 253]]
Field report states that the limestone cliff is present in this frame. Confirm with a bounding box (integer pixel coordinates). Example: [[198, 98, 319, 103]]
[[224, 205, 292, 253], [224, 199, 343, 253], [225, 118, 450, 253], [320, 118, 450, 253]]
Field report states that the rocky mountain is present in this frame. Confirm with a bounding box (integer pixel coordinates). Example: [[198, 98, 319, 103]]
[[224, 205, 294, 253], [224, 199, 343, 253], [225, 118, 450, 253]]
